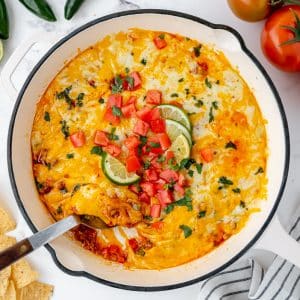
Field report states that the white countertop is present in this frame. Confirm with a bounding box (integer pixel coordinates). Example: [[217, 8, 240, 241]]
[[0, 0, 299, 299]]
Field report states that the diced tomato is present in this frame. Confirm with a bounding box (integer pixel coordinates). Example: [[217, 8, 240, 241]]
[[139, 192, 150, 204], [129, 184, 140, 194], [160, 170, 179, 183], [94, 130, 109, 146], [178, 173, 186, 186], [150, 204, 161, 218], [103, 144, 121, 157], [166, 150, 175, 161], [146, 136, 163, 155], [103, 107, 120, 125], [144, 169, 158, 181], [150, 118, 165, 133], [126, 95, 137, 105], [136, 107, 152, 121], [151, 156, 163, 170], [174, 183, 185, 196], [200, 147, 214, 163], [128, 238, 139, 252], [155, 179, 166, 190], [133, 119, 149, 136], [130, 72, 142, 90], [107, 94, 122, 108], [158, 133, 171, 150], [146, 90, 162, 105], [140, 182, 156, 197], [121, 103, 136, 118], [151, 221, 164, 230], [126, 155, 141, 172], [153, 36, 167, 49], [157, 190, 173, 205], [70, 131, 86, 148], [147, 107, 161, 121], [101, 244, 126, 263], [124, 136, 140, 150]]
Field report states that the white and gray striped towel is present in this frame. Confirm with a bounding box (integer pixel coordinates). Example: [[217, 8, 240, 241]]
[[199, 208, 300, 300]]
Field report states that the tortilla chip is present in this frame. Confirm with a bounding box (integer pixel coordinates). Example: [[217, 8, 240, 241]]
[[11, 259, 38, 289], [0, 280, 16, 300], [18, 281, 53, 300], [0, 206, 16, 234], [0, 235, 16, 251], [0, 266, 11, 297]]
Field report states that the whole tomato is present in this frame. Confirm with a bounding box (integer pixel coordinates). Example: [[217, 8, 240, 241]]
[[261, 5, 300, 72]]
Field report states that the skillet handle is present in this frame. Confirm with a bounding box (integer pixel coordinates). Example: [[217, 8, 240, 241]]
[[254, 215, 300, 269], [0, 32, 59, 100]]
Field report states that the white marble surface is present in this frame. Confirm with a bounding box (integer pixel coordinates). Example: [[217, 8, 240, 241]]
[[0, 0, 299, 299]]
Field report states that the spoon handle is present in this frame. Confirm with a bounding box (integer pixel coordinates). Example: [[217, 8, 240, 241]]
[[0, 215, 78, 271]]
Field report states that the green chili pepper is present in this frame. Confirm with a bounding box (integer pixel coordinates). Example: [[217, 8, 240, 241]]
[[64, 0, 85, 20], [0, 0, 9, 40], [19, 0, 56, 22]]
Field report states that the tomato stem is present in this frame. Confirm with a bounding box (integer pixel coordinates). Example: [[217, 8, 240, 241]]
[[280, 8, 300, 45]]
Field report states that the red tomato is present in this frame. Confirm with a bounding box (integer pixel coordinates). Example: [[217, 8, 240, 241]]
[[174, 183, 185, 196], [136, 107, 152, 121], [139, 192, 150, 204], [94, 130, 109, 146], [150, 119, 165, 133], [147, 136, 164, 155], [155, 179, 166, 191], [103, 108, 120, 125], [178, 173, 186, 186], [160, 170, 179, 183], [144, 169, 158, 181], [126, 155, 141, 172], [103, 144, 121, 157], [130, 71, 142, 90], [121, 103, 136, 118], [150, 204, 161, 218], [129, 184, 140, 194], [146, 90, 162, 105], [200, 147, 214, 162], [261, 5, 300, 72], [166, 150, 175, 161], [147, 107, 161, 121], [151, 221, 164, 229], [124, 136, 140, 150], [153, 36, 167, 49], [133, 119, 149, 136], [128, 238, 139, 252], [107, 94, 122, 108], [157, 190, 173, 205], [101, 244, 126, 263], [140, 182, 156, 197], [158, 133, 171, 150], [70, 131, 86, 148]]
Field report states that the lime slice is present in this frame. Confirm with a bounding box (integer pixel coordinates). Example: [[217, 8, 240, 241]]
[[0, 41, 3, 61], [158, 104, 191, 131], [165, 119, 192, 147], [102, 152, 140, 185], [170, 134, 190, 162]]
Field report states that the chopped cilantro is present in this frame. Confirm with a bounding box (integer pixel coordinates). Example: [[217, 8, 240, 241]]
[[180, 158, 195, 169], [232, 188, 241, 193], [178, 78, 184, 82], [150, 142, 160, 148], [179, 225, 192, 238], [125, 76, 134, 89], [60, 120, 69, 139], [165, 192, 193, 214], [140, 136, 148, 145], [157, 155, 166, 163], [198, 210, 206, 218], [205, 78, 212, 88], [218, 176, 233, 187], [56, 86, 73, 109], [76, 93, 84, 107], [108, 128, 119, 141], [158, 33, 165, 39], [255, 167, 264, 175], [171, 93, 179, 98], [193, 44, 202, 57], [209, 106, 214, 123], [143, 215, 153, 221], [56, 206, 63, 214], [195, 99, 204, 107], [212, 101, 218, 109], [99, 98, 105, 104], [185, 88, 190, 95], [140, 58, 147, 65], [66, 153, 74, 159], [111, 75, 123, 94], [125, 67, 130, 74], [72, 184, 81, 195], [136, 248, 146, 256], [90, 146, 103, 156], [112, 106, 122, 117], [143, 160, 151, 170], [240, 201, 246, 208], [226, 141, 237, 149], [44, 111, 50, 122], [46, 162, 51, 170], [188, 170, 194, 177], [195, 163, 203, 174]]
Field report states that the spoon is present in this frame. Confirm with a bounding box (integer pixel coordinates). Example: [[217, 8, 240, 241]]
[[0, 214, 108, 271]]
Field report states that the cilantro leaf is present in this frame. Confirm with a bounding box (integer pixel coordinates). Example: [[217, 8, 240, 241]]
[[179, 225, 192, 238]]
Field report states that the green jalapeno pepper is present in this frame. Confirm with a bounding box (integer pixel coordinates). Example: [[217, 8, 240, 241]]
[[64, 0, 85, 20], [19, 0, 56, 22], [0, 0, 9, 40]]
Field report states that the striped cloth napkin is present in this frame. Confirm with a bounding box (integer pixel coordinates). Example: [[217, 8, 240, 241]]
[[199, 209, 300, 300]]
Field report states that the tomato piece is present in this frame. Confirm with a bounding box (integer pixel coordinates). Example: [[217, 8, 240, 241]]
[[130, 71, 142, 90], [155, 179, 166, 190], [139, 192, 150, 204], [126, 155, 141, 172], [150, 204, 161, 218], [70, 131, 86, 148], [141, 182, 156, 197], [153, 36, 167, 49], [146, 90, 162, 105], [166, 150, 175, 161], [129, 184, 140, 194], [147, 107, 161, 121], [178, 173, 186, 186], [124, 136, 140, 150], [174, 183, 185, 196], [103, 144, 121, 157], [94, 130, 109, 146], [136, 107, 152, 121], [133, 119, 149, 136], [158, 133, 171, 150], [150, 119, 165, 133], [200, 147, 214, 163], [160, 170, 179, 183], [151, 221, 164, 230], [103, 107, 120, 125], [147, 136, 164, 155], [157, 190, 173, 205], [101, 244, 127, 263], [261, 5, 300, 72], [128, 238, 139, 252], [121, 103, 136, 118], [144, 168, 158, 181], [107, 94, 122, 108]]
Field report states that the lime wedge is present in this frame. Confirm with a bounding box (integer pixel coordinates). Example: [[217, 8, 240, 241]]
[[158, 104, 191, 131], [0, 41, 3, 61], [165, 119, 192, 147], [102, 152, 140, 185], [170, 134, 190, 162]]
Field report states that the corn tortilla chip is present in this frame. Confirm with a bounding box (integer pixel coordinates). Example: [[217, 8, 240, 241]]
[[11, 259, 38, 289], [18, 281, 54, 300], [0, 280, 16, 300], [0, 206, 16, 234], [0, 266, 11, 297], [0, 235, 16, 251]]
